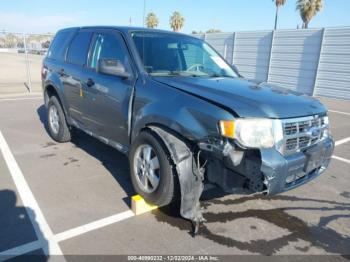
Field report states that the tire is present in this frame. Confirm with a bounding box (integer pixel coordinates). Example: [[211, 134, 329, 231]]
[[47, 96, 71, 143], [129, 130, 176, 206]]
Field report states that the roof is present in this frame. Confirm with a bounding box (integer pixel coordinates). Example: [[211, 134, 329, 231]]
[[58, 26, 189, 37]]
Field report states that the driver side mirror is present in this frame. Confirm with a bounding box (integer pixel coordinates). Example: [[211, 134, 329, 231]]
[[98, 58, 131, 79]]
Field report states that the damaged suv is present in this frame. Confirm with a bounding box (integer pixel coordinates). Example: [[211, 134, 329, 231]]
[[42, 26, 334, 227]]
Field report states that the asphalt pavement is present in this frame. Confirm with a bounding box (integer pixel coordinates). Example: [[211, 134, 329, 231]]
[[0, 95, 349, 261]]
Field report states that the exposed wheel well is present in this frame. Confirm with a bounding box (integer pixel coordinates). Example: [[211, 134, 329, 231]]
[[141, 124, 196, 151]]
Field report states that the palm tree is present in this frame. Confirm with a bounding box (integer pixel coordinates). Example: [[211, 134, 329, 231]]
[[272, 0, 287, 30], [146, 12, 159, 28], [296, 0, 323, 29], [169, 11, 185, 32]]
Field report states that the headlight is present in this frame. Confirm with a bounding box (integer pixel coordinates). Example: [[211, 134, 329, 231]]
[[219, 119, 280, 149]]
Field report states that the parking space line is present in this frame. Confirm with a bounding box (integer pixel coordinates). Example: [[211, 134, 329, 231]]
[[0, 131, 63, 257], [0, 241, 41, 261], [332, 155, 350, 164], [54, 210, 135, 242], [335, 137, 350, 147], [329, 110, 350, 116], [0, 210, 136, 258]]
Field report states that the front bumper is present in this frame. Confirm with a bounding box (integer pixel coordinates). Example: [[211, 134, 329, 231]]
[[260, 136, 334, 195]]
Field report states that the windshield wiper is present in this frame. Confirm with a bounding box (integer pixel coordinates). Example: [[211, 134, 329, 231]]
[[152, 71, 206, 77], [208, 73, 234, 78]]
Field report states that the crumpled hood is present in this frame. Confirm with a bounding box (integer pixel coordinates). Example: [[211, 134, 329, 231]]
[[154, 76, 327, 119]]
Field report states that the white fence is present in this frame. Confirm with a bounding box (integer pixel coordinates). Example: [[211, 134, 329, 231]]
[[194, 27, 350, 100]]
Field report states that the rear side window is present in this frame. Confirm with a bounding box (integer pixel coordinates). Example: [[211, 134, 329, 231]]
[[47, 30, 75, 61], [66, 31, 92, 66]]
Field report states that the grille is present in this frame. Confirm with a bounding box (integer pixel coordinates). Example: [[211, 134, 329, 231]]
[[281, 115, 327, 155]]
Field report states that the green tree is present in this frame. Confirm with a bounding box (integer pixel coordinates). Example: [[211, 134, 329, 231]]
[[169, 11, 185, 32], [296, 0, 323, 29], [272, 0, 287, 30], [146, 12, 159, 28]]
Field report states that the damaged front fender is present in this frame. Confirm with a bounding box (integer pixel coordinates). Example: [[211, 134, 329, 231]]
[[148, 126, 205, 224]]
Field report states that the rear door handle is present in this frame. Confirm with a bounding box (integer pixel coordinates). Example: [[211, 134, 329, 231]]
[[86, 78, 95, 87]]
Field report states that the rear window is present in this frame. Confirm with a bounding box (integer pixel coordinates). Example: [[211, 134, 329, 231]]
[[66, 31, 92, 66], [47, 29, 76, 61]]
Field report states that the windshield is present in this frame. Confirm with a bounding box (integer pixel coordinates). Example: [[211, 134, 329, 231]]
[[131, 31, 238, 78]]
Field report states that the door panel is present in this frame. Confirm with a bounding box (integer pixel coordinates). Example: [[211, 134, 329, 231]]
[[80, 30, 134, 145], [61, 64, 84, 122], [62, 30, 93, 127]]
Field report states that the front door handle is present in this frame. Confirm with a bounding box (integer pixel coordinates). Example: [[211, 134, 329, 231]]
[[86, 78, 95, 87], [59, 69, 67, 77]]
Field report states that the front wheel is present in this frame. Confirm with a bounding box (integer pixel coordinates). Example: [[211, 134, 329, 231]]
[[129, 130, 176, 206]]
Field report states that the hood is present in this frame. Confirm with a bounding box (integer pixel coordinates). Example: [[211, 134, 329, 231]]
[[153, 76, 327, 119]]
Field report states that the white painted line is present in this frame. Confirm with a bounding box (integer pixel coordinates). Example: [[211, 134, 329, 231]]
[[54, 210, 135, 242], [0, 97, 42, 102], [0, 210, 135, 258], [0, 131, 63, 257], [335, 137, 350, 147], [332, 155, 350, 164], [329, 110, 350, 116], [0, 209, 135, 257], [0, 241, 41, 261]]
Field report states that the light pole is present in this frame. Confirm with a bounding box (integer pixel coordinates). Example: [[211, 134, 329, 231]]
[[143, 0, 146, 27]]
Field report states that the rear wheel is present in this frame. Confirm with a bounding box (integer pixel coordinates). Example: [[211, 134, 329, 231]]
[[47, 96, 71, 143], [130, 131, 176, 206]]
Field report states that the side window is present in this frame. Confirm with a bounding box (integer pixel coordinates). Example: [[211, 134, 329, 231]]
[[47, 29, 76, 61], [66, 32, 92, 66], [88, 33, 131, 72]]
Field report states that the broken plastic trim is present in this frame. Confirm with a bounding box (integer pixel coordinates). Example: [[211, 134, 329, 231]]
[[148, 126, 205, 233]]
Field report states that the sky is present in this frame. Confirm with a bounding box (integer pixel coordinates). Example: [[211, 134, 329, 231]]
[[0, 0, 349, 34]]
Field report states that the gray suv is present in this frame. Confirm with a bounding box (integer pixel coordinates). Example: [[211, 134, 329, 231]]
[[42, 26, 334, 227]]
